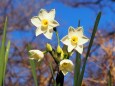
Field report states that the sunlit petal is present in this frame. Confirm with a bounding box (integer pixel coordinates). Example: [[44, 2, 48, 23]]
[[75, 26, 83, 37], [75, 45, 83, 54], [49, 20, 59, 27], [29, 50, 44, 61], [31, 16, 41, 27], [68, 26, 76, 38], [35, 27, 43, 36], [61, 35, 69, 45], [38, 9, 48, 20], [59, 59, 74, 76], [78, 36, 89, 45], [48, 9, 55, 20], [44, 28, 53, 39]]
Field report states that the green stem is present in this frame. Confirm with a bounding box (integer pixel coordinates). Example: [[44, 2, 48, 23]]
[[54, 28, 60, 46], [49, 50, 59, 64], [43, 50, 47, 54], [108, 70, 112, 86], [56, 71, 64, 86]]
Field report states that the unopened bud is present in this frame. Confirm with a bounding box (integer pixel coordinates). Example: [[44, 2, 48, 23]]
[[57, 45, 62, 54], [46, 43, 52, 51]]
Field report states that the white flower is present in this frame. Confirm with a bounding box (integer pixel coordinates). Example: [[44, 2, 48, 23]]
[[59, 59, 74, 75], [61, 26, 89, 54], [29, 50, 44, 62], [31, 9, 59, 39]]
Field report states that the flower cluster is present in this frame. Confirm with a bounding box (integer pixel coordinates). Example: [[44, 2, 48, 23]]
[[29, 9, 89, 75]]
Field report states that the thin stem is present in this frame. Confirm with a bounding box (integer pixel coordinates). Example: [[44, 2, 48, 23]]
[[49, 50, 59, 64], [43, 50, 47, 54], [54, 28, 60, 45]]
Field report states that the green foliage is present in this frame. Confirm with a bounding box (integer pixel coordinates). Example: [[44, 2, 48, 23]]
[[27, 45, 38, 86], [108, 70, 112, 86], [0, 17, 10, 86], [77, 12, 101, 86], [74, 51, 81, 86]]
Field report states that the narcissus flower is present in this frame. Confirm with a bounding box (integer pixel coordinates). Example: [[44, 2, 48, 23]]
[[59, 59, 74, 75], [31, 9, 59, 39], [29, 50, 44, 62], [61, 26, 89, 54]]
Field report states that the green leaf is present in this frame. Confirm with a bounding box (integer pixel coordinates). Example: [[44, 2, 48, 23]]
[[3, 41, 10, 84], [27, 44, 38, 86], [56, 71, 64, 86], [78, 12, 101, 86], [74, 51, 81, 86], [0, 17, 7, 86], [108, 70, 112, 86], [29, 60, 38, 86], [49, 62, 56, 86], [54, 28, 60, 46], [74, 20, 81, 86]]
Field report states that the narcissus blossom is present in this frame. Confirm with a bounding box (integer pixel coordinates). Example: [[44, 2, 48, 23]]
[[31, 9, 59, 39], [59, 59, 74, 75], [29, 50, 44, 62], [61, 26, 89, 54]]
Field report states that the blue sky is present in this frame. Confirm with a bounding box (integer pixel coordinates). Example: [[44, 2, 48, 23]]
[[44, 1, 115, 37], [10, 0, 115, 45]]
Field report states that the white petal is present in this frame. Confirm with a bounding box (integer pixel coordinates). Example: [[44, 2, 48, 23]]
[[75, 26, 83, 37], [75, 45, 83, 54], [68, 26, 76, 38], [49, 20, 59, 27], [38, 9, 48, 20], [29, 50, 44, 59], [78, 35, 89, 45], [31, 16, 41, 27], [48, 9, 55, 20], [68, 44, 75, 52], [62, 70, 68, 75], [59, 59, 74, 75], [36, 27, 43, 36], [61, 35, 76, 52], [61, 35, 69, 45], [67, 63, 74, 72], [43, 28, 53, 39]]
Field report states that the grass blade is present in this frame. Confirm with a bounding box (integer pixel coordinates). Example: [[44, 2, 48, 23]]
[[108, 70, 112, 86], [29, 60, 38, 86], [49, 62, 56, 86], [74, 51, 81, 86], [78, 12, 101, 86], [0, 17, 7, 86], [3, 41, 10, 84], [27, 44, 38, 86]]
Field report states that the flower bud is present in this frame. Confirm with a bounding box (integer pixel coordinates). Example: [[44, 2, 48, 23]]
[[29, 50, 44, 62], [56, 45, 64, 60], [46, 43, 52, 52], [57, 45, 62, 54]]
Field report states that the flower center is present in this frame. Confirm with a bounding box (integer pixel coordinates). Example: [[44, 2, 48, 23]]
[[71, 36, 78, 45], [62, 62, 68, 68], [41, 19, 48, 27], [32, 53, 40, 59]]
